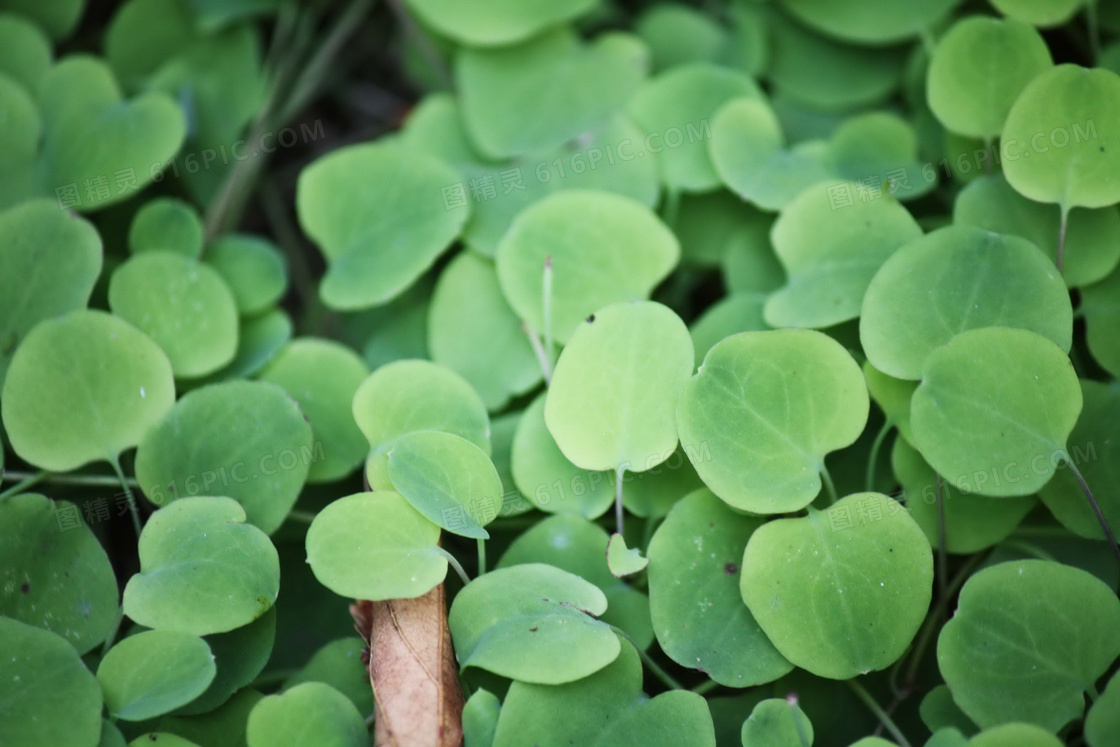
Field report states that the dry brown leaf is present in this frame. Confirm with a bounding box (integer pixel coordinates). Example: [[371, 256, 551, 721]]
[[352, 583, 464, 747]]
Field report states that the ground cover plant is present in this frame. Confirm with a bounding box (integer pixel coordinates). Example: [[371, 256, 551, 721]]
[[3, 0, 1120, 745]]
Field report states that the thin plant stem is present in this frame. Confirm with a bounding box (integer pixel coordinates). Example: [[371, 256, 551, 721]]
[[437, 548, 472, 585], [1064, 457, 1120, 570], [847, 679, 912, 747], [542, 256, 554, 367], [1057, 205, 1071, 272], [2, 470, 139, 489], [0, 471, 48, 500], [691, 680, 719, 695], [820, 465, 839, 505], [110, 457, 142, 538], [286, 510, 317, 524], [615, 466, 626, 536], [610, 626, 683, 690], [477, 538, 487, 575], [865, 420, 893, 492], [524, 323, 552, 384], [1087, 1, 1102, 63]]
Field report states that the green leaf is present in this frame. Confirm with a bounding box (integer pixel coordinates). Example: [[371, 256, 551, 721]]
[[109, 251, 240, 378], [257, 338, 369, 483], [155, 687, 263, 747], [910, 328, 1081, 497], [765, 182, 922, 329], [954, 175, 1120, 287], [98, 630, 216, 721], [464, 690, 500, 747], [0, 12, 52, 92], [863, 362, 917, 445], [296, 140, 468, 310], [386, 429, 503, 539], [627, 62, 761, 191], [1083, 263, 1120, 378], [673, 191, 770, 267], [938, 559, 1120, 731], [1038, 380, 1120, 539], [892, 439, 1035, 554], [177, 607, 276, 716], [214, 308, 292, 379], [740, 698, 814, 747], [403, 0, 598, 46], [100, 720, 128, 747], [246, 682, 367, 747], [0, 198, 102, 387], [284, 639, 372, 719], [204, 235, 288, 316], [636, 3, 727, 72], [591, 690, 716, 747], [741, 493, 933, 679], [827, 113, 935, 202], [780, 0, 962, 44], [647, 489, 793, 686], [969, 724, 1063, 747], [1001, 65, 1120, 210], [448, 563, 618, 684], [457, 27, 647, 159], [2, 310, 175, 471], [690, 292, 769, 365], [123, 496, 280, 635], [428, 251, 541, 411], [1085, 670, 1120, 747], [606, 533, 648, 577], [134, 380, 314, 533], [128, 735, 200, 747], [545, 301, 693, 472], [676, 329, 868, 513], [860, 225, 1072, 380], [0, 617, 103, 747], [0, 493, 119, 653], [989, 0, 1083, 27], [496, 190, 679, 344], [305, 491, 447, 601], [920, 685, 977, 736], [497, 513, 654, 648], [129, 198, 204, 258], [512, 393, 614, 518], [926, 16, 1051, 140]]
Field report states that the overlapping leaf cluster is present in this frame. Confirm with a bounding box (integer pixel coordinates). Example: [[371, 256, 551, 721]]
[[3, 1, 1120, 746]]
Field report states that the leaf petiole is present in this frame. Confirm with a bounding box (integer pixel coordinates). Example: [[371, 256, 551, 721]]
[[846, 679, 912, 747]]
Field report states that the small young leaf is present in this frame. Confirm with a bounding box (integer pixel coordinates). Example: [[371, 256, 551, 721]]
[[606, 533, 648, 577], [463, 689, 501, 747], [98, 630, 217, 721], [739, 698, 814, 747], [204, 234, 288, 316], [246, 682, 367, 747], [129, 198, 204, 258]]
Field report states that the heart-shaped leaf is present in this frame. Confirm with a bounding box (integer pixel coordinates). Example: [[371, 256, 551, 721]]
[[910, 328, 1081, 497], [741, 493, 933, 679], [676, 329, 868, 513], [740, 698, 814, 747], [2, 310, 175, 471], [937, 559, 1120, 730], [545, 301, 693, 472], [606, 533, 648, 577], [98, 630, 217, 720], [123, 496, 280, 635], [305, 491, 447, 601], [246, 682, 367, 747]]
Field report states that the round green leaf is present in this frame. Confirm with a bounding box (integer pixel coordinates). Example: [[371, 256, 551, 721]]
[[512, 393, 614, 518], [0, 618, 103, 747], [1001, 65, 1120, 210], [910, 328, 1081, 497], [545, 301, 693, 472], [204, 234, 288, 316], [2, 309, 175, 471], [177, 607, 276, 716], [428, 251, 541, 411], [448, 563, 618, 684], [989, 0, 1083, 27], [627, 63, 762, 192], [636, 3, 726, 72], [938, 559, 1120, 730], [109, 251, 240, 378], [826, 113, 936, 203], [921, 685, 977, 736], [742, 493, 933, 679], [955, 175, 1120, 287], [386, 429, 503, 539], [1085, 670, 1120, 747], [1038, 380, 1120, 539], [0, 492, 119, 654], [780, 0, 962, 44], [592, 690, 716, 747], [740, 698, 814, 747], [134, 380, 314, 533], [926, 16, 1052, 140], [129, 198, 203, 258], [296, 140, 467, 310], [860, 225, 1073, 380], [207, 308, 293, 380], [257, 338, 369, 483], [123, 496, 280, 635], [0, 13, 51, 92], [496, 190, 679, 344], [246, 682, 367, 747], [284, 638, 373, 719], [305, 491, 447, 601], [457, 28, 647, 159], [765, 182, 922, 329], [647, 489, 793, 687], [403, 0, 598, 46], [0, 199, 101, 386], [98, 630, 216, 721], [677, 329, 869, 513], [892, 439, 1034, 553]]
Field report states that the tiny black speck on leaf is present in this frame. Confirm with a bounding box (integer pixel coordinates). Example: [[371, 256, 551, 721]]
[[20, 582, 29, 594], [724, 563, 738, 575]]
